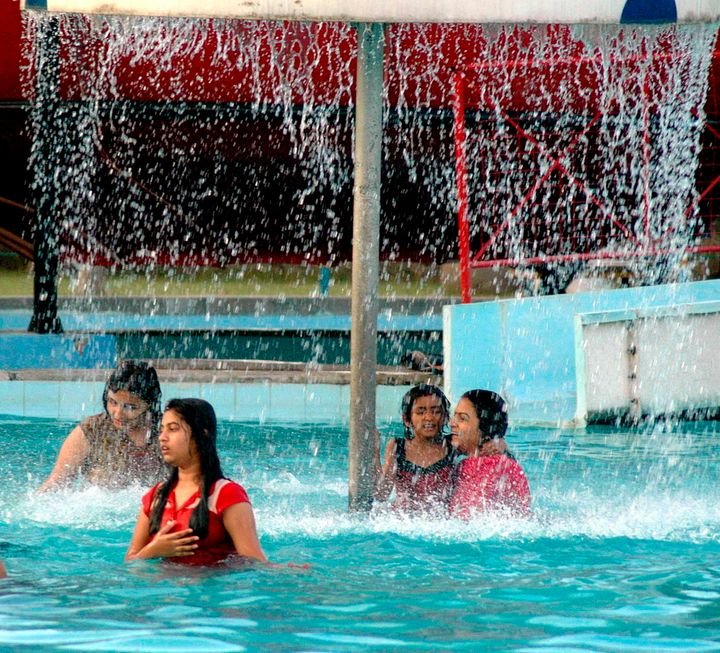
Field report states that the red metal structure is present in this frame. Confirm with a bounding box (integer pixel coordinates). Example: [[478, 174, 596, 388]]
[[1, 8, 720, 284], [452, 32, 720, 302]]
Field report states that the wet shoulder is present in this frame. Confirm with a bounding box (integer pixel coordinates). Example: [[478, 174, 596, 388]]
[[80, 412, 113, 444], [209, 478, 250, 513]]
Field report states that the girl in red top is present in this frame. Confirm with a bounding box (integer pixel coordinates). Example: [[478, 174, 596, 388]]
[[449, 389, 531, 518], [126, 398, 267, 565], [374, 384, 456, 515]]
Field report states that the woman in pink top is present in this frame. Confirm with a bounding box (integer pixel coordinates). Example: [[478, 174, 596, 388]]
[[126, 398, 267, 565], [449, 389, 531, 518]]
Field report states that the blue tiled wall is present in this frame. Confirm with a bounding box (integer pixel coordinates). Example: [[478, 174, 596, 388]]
[[0, 381, 409, 425]]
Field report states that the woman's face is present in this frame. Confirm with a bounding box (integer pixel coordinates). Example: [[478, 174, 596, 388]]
[[449, 397, 482, 455], [405, 394, 445, 441], [158, 409, 197, 467], [106, 389, 149, 431]]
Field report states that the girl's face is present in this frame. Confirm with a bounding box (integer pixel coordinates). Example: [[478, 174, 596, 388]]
[[405, 394, 445, 441], [158, 409, 198, 467], [449, 397, 482, 455], [106, 389, 149, 431]]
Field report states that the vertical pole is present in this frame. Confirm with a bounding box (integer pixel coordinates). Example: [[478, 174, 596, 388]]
[[452, 71, 472, 304], [28, 15, 63, 334], [348, 22, 384, 513]]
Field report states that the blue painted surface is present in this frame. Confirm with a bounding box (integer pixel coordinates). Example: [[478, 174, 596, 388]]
[[319, 267, 331, 296], [0, 334, 118, 370], [444, 280, 720, 425], [0, 311, 441, 333], [0, 310, 441, 367], [621, 0, 677, 23], [0, 380, 409, 423], [576, 299, 720, 324]]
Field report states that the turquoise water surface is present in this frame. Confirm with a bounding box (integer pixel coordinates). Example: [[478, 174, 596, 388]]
[[1, 415, 719, 652]]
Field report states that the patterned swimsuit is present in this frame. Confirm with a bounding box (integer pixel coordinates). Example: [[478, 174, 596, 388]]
[[392, 437, 456, 514]]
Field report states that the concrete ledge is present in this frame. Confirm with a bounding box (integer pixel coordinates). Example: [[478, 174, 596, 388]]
[[21, 0, 720, 24], [0, 360, 442, 386], [0, 295, 459, 317]]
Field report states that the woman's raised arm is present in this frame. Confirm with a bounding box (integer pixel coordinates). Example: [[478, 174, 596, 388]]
[[37, 425, 89, 492]]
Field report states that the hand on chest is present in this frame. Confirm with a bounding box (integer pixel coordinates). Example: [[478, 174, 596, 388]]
[[164, 485, 201, 526]]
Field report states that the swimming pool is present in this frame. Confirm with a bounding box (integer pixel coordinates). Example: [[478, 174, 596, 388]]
[[1, 415, 719, 651]]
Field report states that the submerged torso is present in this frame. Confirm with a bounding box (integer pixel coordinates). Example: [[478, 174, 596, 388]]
[[142, 478, 251, 565], [449, 454, 531, 518], [393, 437, 456, 514], [81, 412, 167, 487]]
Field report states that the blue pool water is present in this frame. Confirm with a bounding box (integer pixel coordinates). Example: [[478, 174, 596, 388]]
[[1, 415, 719, 651]]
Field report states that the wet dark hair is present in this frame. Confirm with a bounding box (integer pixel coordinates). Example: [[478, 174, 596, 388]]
[[148, 398, 224, 540], [103, 360, 162, 436], [460, 389, 509, 441], [401, 384, 450, 440]]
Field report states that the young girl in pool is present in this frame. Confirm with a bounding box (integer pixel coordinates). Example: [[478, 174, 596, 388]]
[[374, 384, 457, 514], [126, 398, 268, 565], [449, 389, 531, 518], [39, 360, 167, 491]]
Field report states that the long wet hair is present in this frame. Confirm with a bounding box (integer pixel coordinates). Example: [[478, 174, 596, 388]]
[[460, 389, 509, 442], [103, 360, 162, 438], [400, 384, 450, 441], [148, 398, 224, 540]]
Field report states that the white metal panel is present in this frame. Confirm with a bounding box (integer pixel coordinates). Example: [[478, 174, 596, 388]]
[[635, 313, 720, 412], [580, 321, 630, 413], [21, 0, 720, 23], [576, 303, 720, 421]]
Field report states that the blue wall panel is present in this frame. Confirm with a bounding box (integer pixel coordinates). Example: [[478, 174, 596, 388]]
[[444, 280, 720, 424], [0, 334, 117, 370]]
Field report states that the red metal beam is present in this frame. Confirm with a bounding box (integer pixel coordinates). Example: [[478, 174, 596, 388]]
[[452, 70, 472, 303]]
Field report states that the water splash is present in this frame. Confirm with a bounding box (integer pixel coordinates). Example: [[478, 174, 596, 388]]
[[21, 17, 717, 292]]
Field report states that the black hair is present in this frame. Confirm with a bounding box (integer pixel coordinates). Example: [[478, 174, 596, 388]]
[[400, 384, 450, 440], [103, 360, 162, 438], [460, 389, 509, 441], [148, 398, 224, 540]]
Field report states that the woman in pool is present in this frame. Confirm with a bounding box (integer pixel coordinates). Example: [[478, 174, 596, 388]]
[[448, 389, 531, 518], [0, 559, 6, 578], [374, 384, 457, 514], [39, 360, 166, 491], [125, 398, 268, 565]]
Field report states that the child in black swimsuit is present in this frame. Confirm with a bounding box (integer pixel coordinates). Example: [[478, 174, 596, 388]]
[[374, 384, 455, 515]]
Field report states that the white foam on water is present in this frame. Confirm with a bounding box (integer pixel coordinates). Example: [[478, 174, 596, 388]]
[[5, 485, 144, 529], [254, 483, 720, 543]]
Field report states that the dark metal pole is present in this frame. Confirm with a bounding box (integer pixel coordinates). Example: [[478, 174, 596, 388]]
[[28, 15, 63, 334], [348, 22, 384, 513]]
